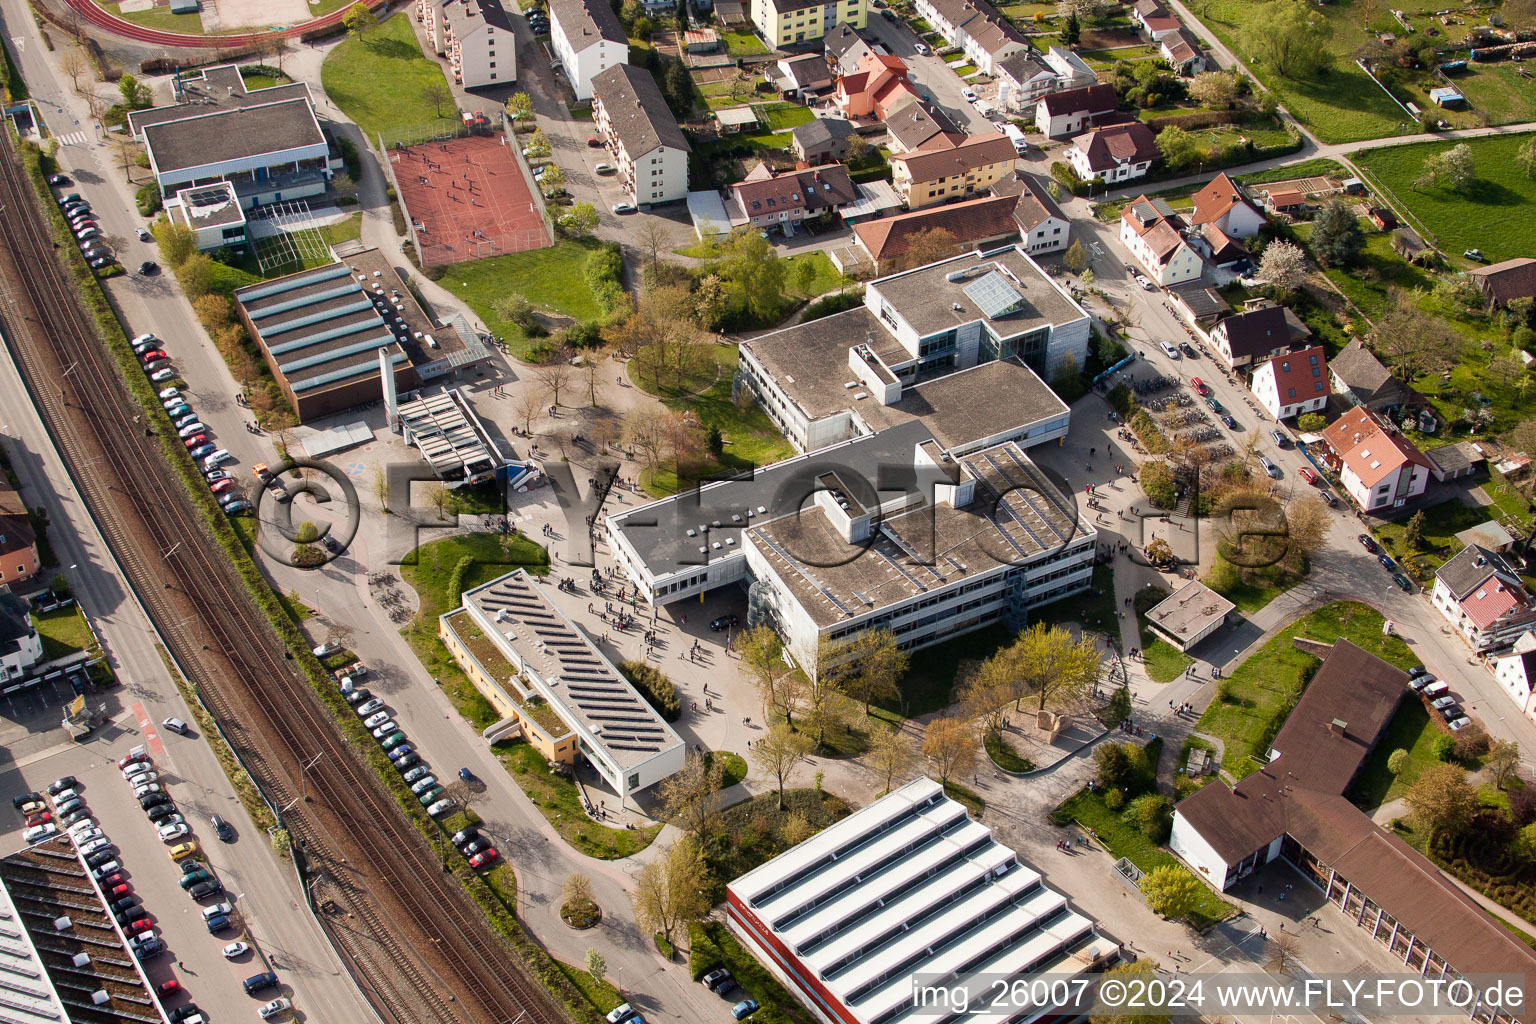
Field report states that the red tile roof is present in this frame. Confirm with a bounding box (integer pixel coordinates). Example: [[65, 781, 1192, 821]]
[[1467, 257, 1536, 307], [1189, 172, 1255, 227], [1260, 344, 1329, 405], [1322, 406, 1432, 489], [1460, 578, 1528, 630], [853, 195, 1019, 261]]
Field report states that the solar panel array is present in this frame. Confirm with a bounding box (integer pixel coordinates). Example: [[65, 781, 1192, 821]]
[[961, 443, 1078, 558], [471, 573, 675, 759]]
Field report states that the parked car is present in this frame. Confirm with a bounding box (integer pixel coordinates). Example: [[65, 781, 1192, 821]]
[[594, 162, 615, 174], [426, 798, 456, 817], [22, 823, 57, 843], [223, 941, 250, 959], [187, 879, 223, 899], [1205, 396, 1223, 413], [710, 615, 739, 632], [370, 720, 398, 739], [410, 776, 439, 796], [1190, 377, 1209, 395], [1298, 466, 1319, 485], [469, 848, 499, 868], [355, 698, 385, 717], [139, 261, 159, 275], [702, 969, 734, 992], [123, 760, 153, 779], [1431, 695, 1458, 710], [611, 202, 636, 215], [732, 999, 760, 1020], [259, 998, 292, 1020], [158, 823, 191, 842], [313, 640, 342, 658], [1393, 573, 1415, 593], [168, 841, 200, 862], [179, 870, 213, 890], [586, 136, 602, 147], [392, 753, 420, 771], [363, 711, 391, 730], [1357, 533, 1378, 554], [1259, 456, 1280, 478], [1270, 428, 1288, 447], [1377, 553, 1396, 572], [1159, 341, 1180, 359], [1447, 715, 1472, 731], [1422, 681, 1450, 698]]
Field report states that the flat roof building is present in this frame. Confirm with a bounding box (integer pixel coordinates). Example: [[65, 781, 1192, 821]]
[[396, 389, 513, 488], [163, 180, 248, 251], [729, 777, 1115, 1024], [234, 248, 445, 423], [447, 570, 685, 799], [1143, 580, 1233, 651]]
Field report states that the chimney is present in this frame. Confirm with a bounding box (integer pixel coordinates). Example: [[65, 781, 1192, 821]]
[[1329, 718, 1348, 737]]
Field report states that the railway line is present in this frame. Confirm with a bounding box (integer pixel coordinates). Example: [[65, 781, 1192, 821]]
[[0, 127, 566, 1024]]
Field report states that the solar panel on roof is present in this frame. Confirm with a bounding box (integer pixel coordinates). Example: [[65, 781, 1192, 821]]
[[962, 271, 1025, 319]]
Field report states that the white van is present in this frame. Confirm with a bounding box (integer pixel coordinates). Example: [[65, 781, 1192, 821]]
[[1002, 123, 1028, 154], [203, 449, 232, 471]]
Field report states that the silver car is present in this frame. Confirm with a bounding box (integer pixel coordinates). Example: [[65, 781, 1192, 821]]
[[363, 710, 391, 730]]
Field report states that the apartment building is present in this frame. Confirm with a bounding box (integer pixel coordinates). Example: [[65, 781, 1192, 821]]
[[1251, 345, 1328, 421], [420, 0, 516, 87], [1119, 196, 1203, 287], [890, 132, 1017, 210], [549, 0, 628, 101], [752, 0, 867, 49], [914, 0, 1029, 74], [591, 64, 691, 205]]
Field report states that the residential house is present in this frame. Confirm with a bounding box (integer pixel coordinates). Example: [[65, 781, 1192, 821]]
[[1251, 345, 1329, 420], [1159, 28, 1205, 74], [549, 0, 627, 101], [824, 22, 875, 76], [1067, 122, 1159, 184], [0, 590, 43, 685], [1119, 196, 1203, 287], [914, 0, 1029, 75], [995, 51, 1059, 110], [1467, 257, 1536, 308], [0, 477, 39, 588], [1329, 339, 1411, 412], [1168, 282, 1232, 326], [890, 132, 1018, 210], [1033, 83, 1120, 138], [791, 117, 858, 164], [1491, 631, 1536, 722], [1193, 222, 1250, 285], [834, 52, 920, 120], [422, 0, 516, 89], [991, 170, 1070, 254], [884, 101, 963, 153], [852, 194, 1019, 274], [1368, 206, 1397, 231], [752, 0, 866, 48], [1169, 639, 1536, 992], [1318, 405, 1431, 514], [731, 162, 859, 235], [1208, 302, 1303, 370], [1432, 545, 1536, 653], [591, 64, 692, 205], [1132, 0, 1183, 41], [776, 53, 834, 98], [1188, 172, 1266, 239], [1044, 46, 1097, 89]]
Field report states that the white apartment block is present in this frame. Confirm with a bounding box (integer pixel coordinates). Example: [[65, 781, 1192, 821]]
[[420, 0, 517, 88], [591, 64, 691, 205], [549, 0, 628, 101]]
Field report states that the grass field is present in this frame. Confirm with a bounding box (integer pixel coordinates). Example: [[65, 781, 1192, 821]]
[[32, 606, 95, 661], [1372, 496, 1492, 568], [92, 0, 206, 33], [1196, 602, 1415, 778], [1452, 64, 1536, 125], [321, 13, 460, 142], [759, 103, 815, 131], [1352, 132, 1536, 266], [448, 240, 606, 360], [722, 29, 769, 55], [1351, 699, 1439, 808], [496, 740, 661, 858]]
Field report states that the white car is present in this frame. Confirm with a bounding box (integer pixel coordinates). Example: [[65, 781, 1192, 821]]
[[594, 162, 615, 174], [177, 422, 206, 438], [123, 761, 153, 779], [158, 823, 190, 842], [1137, 276, 1155, 291], [961, 86, 977, 101], [50, 789, 79, 808], [131, 772, 159, 788], [205, 469, 230, 484], [149, 368, 177, 383], [71, 828, 104, 845], [914, 42, 929, 54], [136, 227, 153, 242], [611, 202, 636, 215], [363, 710, 391, 729], [355, 698, 385, 717], [133, 782, 162, 799], [79, 837, 113, 857], [66, 821, 99, 838], [157, 387, 179, 400], [202, 901, 233, 920], [313, 640, 342, 658], [1447, 715, 1471, 731], [203, 450, 231, 470], [1159, 341, 1181, 360], [131, 333, 157, 347], [222, 941, 250, 959], [259, 997, 292, 1020], [1259, 455, 1281, 478], [23, 823, 57, 843]]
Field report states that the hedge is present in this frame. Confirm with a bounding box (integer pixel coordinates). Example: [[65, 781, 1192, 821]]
[[800, 288, 864, 323], [584, 242, 625, 317], [618, 659, 681, 721], [1050, 160, 1091, 197]]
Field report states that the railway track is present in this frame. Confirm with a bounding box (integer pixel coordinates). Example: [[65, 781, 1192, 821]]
[[0, 129, 566, 1024]]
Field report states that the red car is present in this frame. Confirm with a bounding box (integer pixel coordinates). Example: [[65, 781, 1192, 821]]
[[126, 918, 155, 935], [98, 871, 125, 888], [157, 979, 181, 997], [211, 479, 235, 494], [108, 883, 131, 899], [1190, 377, 1210, 396], [1298, 465, 1320, 485], [469, 848, 499, 868], [586, 136, 602, 147], [140, 350, 166, 363], [117, 751, 149, 770], [183, 434, 207, 449], [24, 811, 52, 827]]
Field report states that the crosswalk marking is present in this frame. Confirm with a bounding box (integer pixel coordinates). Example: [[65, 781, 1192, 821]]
[[54, 130, 88, 146]]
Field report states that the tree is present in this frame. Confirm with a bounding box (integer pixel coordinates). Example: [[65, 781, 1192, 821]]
[[988, 622, 1101, 716], [175, 253, 215, 298], [538, 163, 567, 197], [631, 836, 711, 948], [514, 388, 544, 434], [739, 624, 797, 720], [1518, 135, 1536, 180], [1155, 125, 1206, 172], [893, 226, 956, 271], [1257, 240, 1308, 292], [557, 202, 600, 238], [563, 871, 595, 908], [1488, 739, 1521, 789], [656, 751, 725, 839], [820, 628, 908, 715], [535, 361, 572, 407], [424, 482, 450, 520], [1265, 932, 1303, 975], [118, 73, 152, 110], [1310, 198, 1364, 269], [1187, 70, 1238, 108], [1138, 864, 1205, 919], [1405, 762, 1478, 838], [675, 0, 687, 26], [1280, 494, 1329, 571], [1090, 959, 1170, 1024], [1126, 793, 1173, 842], [635, 220, 675, 266], [1061, 10, 1081, 44], [1373, 288, 1462, 381], [922, 717, 975, 784], [1415, 143, 1476, 191], [1401, 510, 1427, 552], [60, 48, 89, 93], [372, 468, 389, 510], [292, 520, 322, 567], [713, 229, 787, 321], [343, 1, 377, 38], [423, 78, 452, 117], [1244, 0, 1335, 79], [751, 724, 813, 809], [1387, 748, 1409, 776], [272, 33, 291, 73], [1063, 239, 1089, 275], [506, 91, 534, 120], [794, 256, 818, 296], [868, 728, 916, 794], [154, 221, 197, 269], [584, 947, 607, 982], [1297, 411, 1327, 432]]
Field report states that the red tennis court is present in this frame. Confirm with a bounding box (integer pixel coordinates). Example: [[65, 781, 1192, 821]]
[[390, 134, 550, 267]]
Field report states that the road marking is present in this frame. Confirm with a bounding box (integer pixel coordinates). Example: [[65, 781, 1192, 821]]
[[53, 131, 88, 147], [129, 702, 167, 758], [10, 36, 23, 51]]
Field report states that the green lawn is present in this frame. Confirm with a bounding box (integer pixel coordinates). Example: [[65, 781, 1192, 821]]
[[722, 29, 769, 55], [1352, 132, 1536, 266], [553, 960, 624, 1015], [1372, 497, 1492, 569], [1094, 157, 1349, 223], [897, 623, 1012, 717], [32, 606, 95, 661], [321, 213, 364, 247], [1055, 785, 1236, 929], [1351, 699, 1439, 808], [496, 740, 662, 858], [759, 103, 815, 131], [985, 731, 1036, 772], [321, 13, 460, 143], [1452, 64, 1536, 125], [1135, 585, 1193, 683], [782, 250, 843, 299], [448, 240, 606, 360], [690, 921, 822, 1024], [1197, 602, 1415, 778], [636, 347, 797, 496], [1317, 228, 1436, 323], [93, 0, 205, 33]]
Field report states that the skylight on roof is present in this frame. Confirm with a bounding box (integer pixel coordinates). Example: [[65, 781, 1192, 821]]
[[962, 270, 1025, 319]]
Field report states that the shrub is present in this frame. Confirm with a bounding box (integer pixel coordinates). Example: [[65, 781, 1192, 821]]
[[564, 320, 603, 349], [1454, 727, 1491, 763], [1094, 741, 1155, 797], [135, 182, 162, 216], [800, 288, 865, 323], [584, 243, 626, 315], [1103, 787, 1125, 811], [618, 660, 681, 721], [1049, 160, 1091, 197], [1387, 748, 1409, 776], [445, 555, 473, 606], [1432, 733, 1457, 762], [1125, 793, 1174, 842]]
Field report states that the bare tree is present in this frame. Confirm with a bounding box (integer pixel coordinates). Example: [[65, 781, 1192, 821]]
[[1265, 932, 1303, 976], [868, 728, 917, 795], [631, 837, 711, 949], [515, 388, 543, 434], [922, 717, 975, 784], [751, 724, 813, 810], [424, 482, 451, 521], [60, 48, 90, 92], [623, 407, 670, 470], [272, 33, 291, 74], [422, 78, 453, 118], [635, 220, 675, 266], [1373, 288, 1463, 381], [535, 361, 572, 407], [583, 355, 604, 406], [656, 751, 725, 840]]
